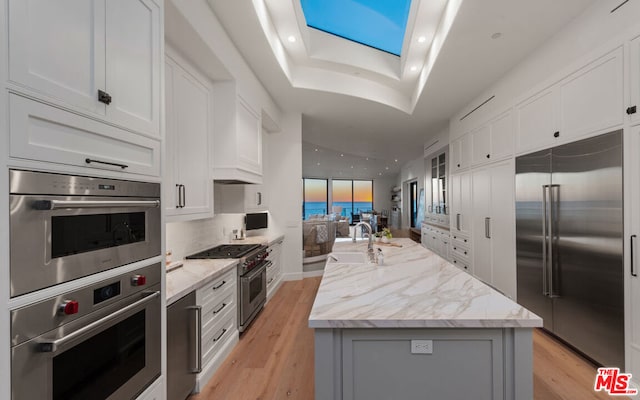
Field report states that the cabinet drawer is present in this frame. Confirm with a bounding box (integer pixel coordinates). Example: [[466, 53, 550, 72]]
[[452, 255, 471, 272], [202, 312, 236, 367], [201, 288, 235, 331], [197, 268, 236, 307], [267, 263, 281, 288], [9, 93, 160, 176], [451, 232, 470, 246], [451, 242, 470, 261]]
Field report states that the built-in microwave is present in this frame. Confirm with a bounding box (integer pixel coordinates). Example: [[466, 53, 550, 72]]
[[9, 170, 161, 297]]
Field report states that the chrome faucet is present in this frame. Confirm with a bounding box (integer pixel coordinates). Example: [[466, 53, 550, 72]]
[[352, 221, 374, 251]]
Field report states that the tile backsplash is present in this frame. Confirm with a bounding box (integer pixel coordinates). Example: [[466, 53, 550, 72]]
[[166, 214, 245, 261]]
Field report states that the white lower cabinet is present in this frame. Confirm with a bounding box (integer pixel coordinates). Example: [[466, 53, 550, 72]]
[[164, 51, 213, 221], [471, 160, 516, 299], [267, 239, 284, 301], [194, 268, 239, 392], [421, 223, 450, 261]]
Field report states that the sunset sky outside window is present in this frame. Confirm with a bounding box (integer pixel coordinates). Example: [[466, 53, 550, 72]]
[[304, 179, 328, 202], [332, 180, 352, 202], [353, 180, 373, 202]]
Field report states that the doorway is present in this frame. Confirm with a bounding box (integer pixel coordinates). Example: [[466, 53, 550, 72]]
[[410, 180, 418, 228]]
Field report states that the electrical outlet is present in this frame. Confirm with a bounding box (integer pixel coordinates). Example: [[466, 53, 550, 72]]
[[411, 340, 433, 354]]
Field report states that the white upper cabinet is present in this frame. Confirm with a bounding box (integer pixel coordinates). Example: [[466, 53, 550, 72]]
[[164, 52, 213, 220], [451, 134, 472, 172], [489, 111, 515, 161], [8, 0, 161, 137], [516, 47, 623, 154], [629, 35, 640, 126], [8, 0, 106, 115], [212, 82, 263, 184], [516, 87, 559, 153], [558, 47, 623, 141], [105, 0, 161, 137], [471, 126, 491, 166]]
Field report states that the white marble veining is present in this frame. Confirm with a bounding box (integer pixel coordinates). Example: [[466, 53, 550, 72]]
[[166, 259, 238, 305], [309, 238, 542, 329]]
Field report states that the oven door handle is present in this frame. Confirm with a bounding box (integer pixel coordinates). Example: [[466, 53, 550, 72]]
[[33, 199, 160, 210], [38, 291, 160, 353], [241, 261, 271, 282]]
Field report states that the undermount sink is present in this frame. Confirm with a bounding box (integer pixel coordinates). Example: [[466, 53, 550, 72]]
[[326, 252, 368, 264]]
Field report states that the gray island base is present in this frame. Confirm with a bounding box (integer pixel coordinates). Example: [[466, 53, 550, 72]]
[[309, 239, 542, 400]]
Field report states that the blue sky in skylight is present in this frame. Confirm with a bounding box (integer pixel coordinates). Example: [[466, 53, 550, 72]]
[[300, 0, 412, 56]]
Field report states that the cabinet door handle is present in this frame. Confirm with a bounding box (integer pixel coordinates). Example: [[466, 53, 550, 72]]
[[181, 185, 186, 208], [456, 213, 461, 231], [486, 154, 490, 159], [632, 235, 637, 277], [257, 192, 262, 205], [485, 217, 491, 239], [627, 106, 637, 115], [553, 131, 560, 138], [212, 303, 227, 315], [98, 89, 112, 105], [213, 328, 227, 343], [175, 184, 181, 208], [212, 280, 226, 290], [85, 158, 128, 169]]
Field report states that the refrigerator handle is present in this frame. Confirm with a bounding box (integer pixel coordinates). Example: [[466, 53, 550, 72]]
[[632, 235, 638, 277], [484, 217, 491, 239], [549, 184, 560, 297], [542, 185, 549, 296]]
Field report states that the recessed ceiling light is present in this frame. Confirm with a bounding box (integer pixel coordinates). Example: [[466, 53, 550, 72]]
[[491, 32, 502, 40], [287, 35, 297, 43], [410, 65, 418, 72], [314, 148, 318, 152], [340, 153, 344, 157], [418, 36, 426, 43], [351, 165, 354, 168], [394, 159, 398, 162], [379, 172, 383, 176], [317, 162, 320, 166], [366, 157, 369, 161], [364, 167, 367, 170], [385, 166, 389, 170]]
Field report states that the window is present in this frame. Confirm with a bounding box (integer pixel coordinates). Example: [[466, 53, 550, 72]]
[[332, 179, 373, 223], [300, 0, 412, 56], [410, 180, 418, 228], [303, 178, 328, 220]]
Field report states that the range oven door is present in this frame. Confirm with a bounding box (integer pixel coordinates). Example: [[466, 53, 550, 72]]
[[11, 284, 161, 400], [239, 261, 270, 331], [9, 195, 161, 297]]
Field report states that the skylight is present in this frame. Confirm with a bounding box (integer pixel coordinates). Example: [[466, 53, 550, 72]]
[[300, 0, 412, 56]]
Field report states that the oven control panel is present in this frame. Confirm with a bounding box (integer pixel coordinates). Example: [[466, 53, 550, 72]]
[[94, 281, 122, 305]]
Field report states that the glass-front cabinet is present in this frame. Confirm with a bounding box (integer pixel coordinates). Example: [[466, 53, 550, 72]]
[[427, 151, 447, 215]]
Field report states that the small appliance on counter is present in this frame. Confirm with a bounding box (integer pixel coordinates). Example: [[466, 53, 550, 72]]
[[187, 244, 270, 332]]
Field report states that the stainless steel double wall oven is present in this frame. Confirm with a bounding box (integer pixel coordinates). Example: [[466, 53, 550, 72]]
[[9, 170, 162, 399]]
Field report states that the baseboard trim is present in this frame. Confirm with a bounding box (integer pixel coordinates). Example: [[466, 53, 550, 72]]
[[283, 272, 303, 281], [303, 270, 324, 278]]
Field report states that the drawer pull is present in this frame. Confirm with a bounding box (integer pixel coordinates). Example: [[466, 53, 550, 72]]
[[268, 277, 274, 284], [212, 281, 226, 290], [464, 251, 467, 255], [213, 328, 227, 343], [212, 303, 227, 315], [85, 158, 128, 169]]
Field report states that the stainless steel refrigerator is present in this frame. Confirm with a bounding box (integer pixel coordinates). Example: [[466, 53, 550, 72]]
[[515, 130, 624, 368]]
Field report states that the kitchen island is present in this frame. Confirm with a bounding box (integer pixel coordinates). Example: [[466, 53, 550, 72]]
[[309, 238, 542, 400]]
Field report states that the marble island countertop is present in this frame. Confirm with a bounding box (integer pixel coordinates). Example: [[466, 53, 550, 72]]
[[309, 238, 543, 329]]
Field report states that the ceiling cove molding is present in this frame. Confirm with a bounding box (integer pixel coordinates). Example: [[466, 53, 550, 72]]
[[252, 0, 457, 114]]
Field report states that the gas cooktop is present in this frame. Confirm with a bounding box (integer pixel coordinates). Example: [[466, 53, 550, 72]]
[[186, 244, 262, 259]]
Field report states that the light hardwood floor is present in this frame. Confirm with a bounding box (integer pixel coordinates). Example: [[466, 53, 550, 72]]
[[192, 277, 622, 400]]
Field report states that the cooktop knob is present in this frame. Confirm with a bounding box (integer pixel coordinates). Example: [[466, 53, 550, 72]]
[[131, 275, 147, 286], [59, 300, 79, 316]]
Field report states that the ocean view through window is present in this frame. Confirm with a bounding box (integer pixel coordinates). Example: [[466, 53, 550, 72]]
[[303, 178, 328, 219]]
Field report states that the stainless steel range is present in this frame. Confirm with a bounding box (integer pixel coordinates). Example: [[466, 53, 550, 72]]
[[187, 244, 270, 332]]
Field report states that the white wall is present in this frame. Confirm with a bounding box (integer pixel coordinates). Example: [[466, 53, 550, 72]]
[[266, 113, 304, 280], [373, 176, 396, 214], [450, 0, 640, 136]]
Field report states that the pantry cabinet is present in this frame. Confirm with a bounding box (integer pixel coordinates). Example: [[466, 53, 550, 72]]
[[626, 125, 640, 380], [516, 47, 623, 154], [630, 35, 640, 126], [164, 52, 213, 220], [450, 134, 472, 172], [8, 0, 161, 137], [471, 160, 516, 299], [449, 172, 472, 236]]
